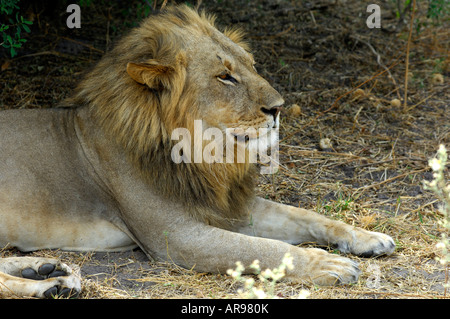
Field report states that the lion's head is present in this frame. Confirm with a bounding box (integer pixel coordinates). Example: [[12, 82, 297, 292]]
[[68, 5, 284, 227]]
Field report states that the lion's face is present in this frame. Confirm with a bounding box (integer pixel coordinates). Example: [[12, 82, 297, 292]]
[[186, 28, 284, 154], [125, 10, 284, 158]]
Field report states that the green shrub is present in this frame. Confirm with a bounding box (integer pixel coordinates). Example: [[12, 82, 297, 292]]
[[1, 0, 33, 57]]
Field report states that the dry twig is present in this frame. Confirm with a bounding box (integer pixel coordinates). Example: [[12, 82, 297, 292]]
[[350, 35, 402, 100], [403, 0, 417, 111]]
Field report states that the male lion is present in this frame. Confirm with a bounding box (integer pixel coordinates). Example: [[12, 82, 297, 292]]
[[0, 5, 395, 298]]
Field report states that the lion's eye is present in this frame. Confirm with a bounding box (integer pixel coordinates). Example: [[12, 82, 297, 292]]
[[217, 73, 238, 85]]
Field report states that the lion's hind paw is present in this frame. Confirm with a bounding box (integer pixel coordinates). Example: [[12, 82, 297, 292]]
[[22, 263, 56, 280], [21, 262, 80, 298], [0, 257, 81, 299]]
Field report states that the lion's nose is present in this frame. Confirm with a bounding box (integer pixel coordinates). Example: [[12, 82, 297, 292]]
[[261, 98, 283, 121], [261, 106, 281, 120]]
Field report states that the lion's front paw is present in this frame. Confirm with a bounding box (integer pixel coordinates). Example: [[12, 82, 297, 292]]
[[336, 229, 396, 257], [295, 248, 361, 286]]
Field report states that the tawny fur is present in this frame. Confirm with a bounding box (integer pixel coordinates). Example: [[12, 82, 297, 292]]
[[66, 6, 256, 227], [0, 6, 396, 297]]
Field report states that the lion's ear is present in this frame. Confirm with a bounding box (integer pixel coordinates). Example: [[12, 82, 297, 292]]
[[126, 61, 175, 89]]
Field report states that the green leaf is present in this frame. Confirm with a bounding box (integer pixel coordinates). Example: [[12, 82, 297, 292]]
[[22, 24, 31, 33], [12, 1, 20, 10]]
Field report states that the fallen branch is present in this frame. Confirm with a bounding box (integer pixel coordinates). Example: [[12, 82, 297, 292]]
[[355, 168, 427, 193]]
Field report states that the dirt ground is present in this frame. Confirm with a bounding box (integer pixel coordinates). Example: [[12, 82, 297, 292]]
[[0, 0, 449, 299]]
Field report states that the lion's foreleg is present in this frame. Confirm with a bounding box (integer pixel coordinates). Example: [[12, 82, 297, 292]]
[[110, 188, 360, 286], [151, 217, 361, 286], [236, 197, 395, 257]]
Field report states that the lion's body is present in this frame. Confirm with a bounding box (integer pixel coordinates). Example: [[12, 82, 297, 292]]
[[0, 108, 135, 253], [0, 5, 395, 298]]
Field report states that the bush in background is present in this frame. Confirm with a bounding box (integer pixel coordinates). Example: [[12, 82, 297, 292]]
[[1, 0, 33, 57]]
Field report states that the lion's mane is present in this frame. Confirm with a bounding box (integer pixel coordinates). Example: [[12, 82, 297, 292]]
[[66, 5, 256, 227]]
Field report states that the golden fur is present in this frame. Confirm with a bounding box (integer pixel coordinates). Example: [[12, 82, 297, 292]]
[[0, 6, 396, 297], [67, 6, 257, 227]]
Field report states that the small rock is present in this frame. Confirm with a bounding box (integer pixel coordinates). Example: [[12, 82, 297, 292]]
[[319, 138, 333, 151], [431, 73, 444, 85], [390, 98, 401, 107], [288, 104, 302, 116]]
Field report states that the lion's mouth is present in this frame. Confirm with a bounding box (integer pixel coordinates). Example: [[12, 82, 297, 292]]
[[229, 127, 277, 146], [229, 130, 268, 143], [229, 124, 278, 143]]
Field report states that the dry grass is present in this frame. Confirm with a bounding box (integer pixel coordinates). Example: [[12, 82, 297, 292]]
[[0, 0, 449, 299]]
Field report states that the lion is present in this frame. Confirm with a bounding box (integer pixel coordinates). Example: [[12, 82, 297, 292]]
[[0, 5, 395, 298]]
